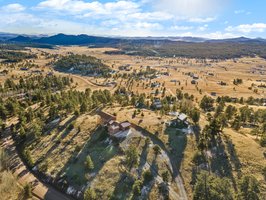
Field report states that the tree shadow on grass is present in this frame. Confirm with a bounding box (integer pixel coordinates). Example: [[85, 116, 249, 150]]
[[224, 136, 242, 178], [138, 154, 158, 200], [110, 172, 135, 200], [164, 126, 187, 178], [58, 128, 81, 155], [54, 126, 119, 196], [58, 115, 78, 140], [138, 141, 149, 177], [111, 141, 158, 200], [209, 135, 237, 190], [193, 125, 201, 144], [33, 115, 78, 166]]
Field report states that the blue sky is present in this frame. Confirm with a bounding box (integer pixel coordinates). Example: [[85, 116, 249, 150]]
[[0, 0, 266, 38]]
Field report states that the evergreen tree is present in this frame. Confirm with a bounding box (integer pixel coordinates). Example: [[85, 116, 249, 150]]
[[237, 176, 260, 200], [193, 172, 234, 200], [125, 146, 139, 168], [200, 96, 214, 112], [85, 155, 94, 171]]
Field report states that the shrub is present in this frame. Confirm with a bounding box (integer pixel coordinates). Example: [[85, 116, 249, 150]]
[[260, 135, 266, 147], [162, 171, 170, 182], [133, 180, 143, 196], [153, 145, 161, 155], [22, 149, 34, 167], [262, 166, 266, 181], [125, 146, 139, 168], [67, 123, 74, 130], [24, 183, 32, 198], [192, 151, 206, 166], [74, 145, 82, 152], [85, 155, 94, 171], [158, 183, 169, 200], [0, 148, 9, 171], [237, 175, 260, 200], [84, 187, 96, 200], [145, 137, 151, 145], [143, 170, 153, 183], [39, 161, 48, 173]]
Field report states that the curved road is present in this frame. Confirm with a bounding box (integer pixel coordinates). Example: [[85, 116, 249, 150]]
[[133, 125, 188, 200]]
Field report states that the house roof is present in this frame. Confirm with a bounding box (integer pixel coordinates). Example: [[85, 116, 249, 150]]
[[108, 120, 115, 124], [114, 129, 132, 139], [178, 113, 187, 121], [110, 124, 120, 130], [120, 121, 131, 128], [168, 111, 179, 116]]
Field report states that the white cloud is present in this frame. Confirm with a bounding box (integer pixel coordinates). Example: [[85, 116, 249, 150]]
[[37, 0, 218, 24], [128, 12, 173, 21], [234, 10, 244, 14], [226, 23, 266, 33], [37, 0, 172, 24], [175, 31, 237, 39], [203, 31, 236, 39], [197, 24, 208, 32], [1, 3, 26, 12], [170, 26, 193, 31], [0, 1, 165, 36], [152, 0, 228, 18], [37, 0, 139, 15], [134, 22, 162, 29], [234, 10, 251, 15], [188, 17, 216, 23]]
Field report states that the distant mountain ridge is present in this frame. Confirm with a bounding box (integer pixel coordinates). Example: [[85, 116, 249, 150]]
[[2, 33, 266, 59], [206, 36, 266, 43], [7, 33, 266, 45], [9, 33, 122, 46]]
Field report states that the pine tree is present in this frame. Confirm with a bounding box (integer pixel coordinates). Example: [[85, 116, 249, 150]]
[[85, 155, 94, 171]]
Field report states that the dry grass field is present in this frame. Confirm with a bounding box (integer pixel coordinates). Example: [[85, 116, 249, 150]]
[[1, 46, 265, 99], [28, 114, 100, 179], [37, 47, 266, 98], [0, 171, 23, 200], [224, 128, 266, 191]]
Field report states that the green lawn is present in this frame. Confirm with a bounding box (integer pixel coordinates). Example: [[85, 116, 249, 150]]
[[64, 127, 119, 188], [165, 127, 187, 170]]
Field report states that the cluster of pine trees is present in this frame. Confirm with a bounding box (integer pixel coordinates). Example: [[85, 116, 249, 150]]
[[0, 75, 72, 93], [0, 50, 37, 63], [199, 95, 266, 148], [54, 54, 111, 76]]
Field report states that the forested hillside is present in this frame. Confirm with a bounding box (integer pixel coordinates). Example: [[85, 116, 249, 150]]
[[54, 54, 111, 77]]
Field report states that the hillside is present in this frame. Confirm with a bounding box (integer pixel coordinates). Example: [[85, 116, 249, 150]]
[[10, 33, 122, 46], [54, 54, 111, 76]]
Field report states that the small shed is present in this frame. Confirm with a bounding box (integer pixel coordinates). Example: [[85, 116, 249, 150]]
[[178, 113, 187, 122]]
